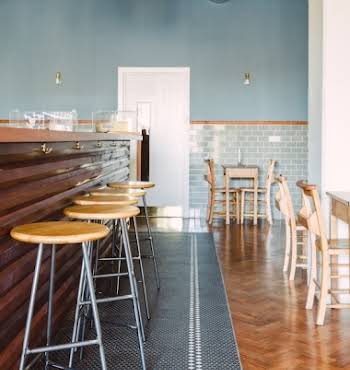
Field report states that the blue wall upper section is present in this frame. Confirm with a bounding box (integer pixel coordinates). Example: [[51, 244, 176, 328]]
[[0, 0, 308, 119]]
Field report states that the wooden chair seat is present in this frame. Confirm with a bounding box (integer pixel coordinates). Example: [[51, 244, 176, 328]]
[[64, 205, 140, 220], [73, 195, 138, 206], [10, 221, 110, 245], [214, 187, 241, 193], [296, 223, 307, 230], [90, 187, 145, 198], [108, 181, 155, 189], [240, 187, 266, 193]]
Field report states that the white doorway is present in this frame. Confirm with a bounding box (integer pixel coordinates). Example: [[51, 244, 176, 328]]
[[118, 67, 190, 216]]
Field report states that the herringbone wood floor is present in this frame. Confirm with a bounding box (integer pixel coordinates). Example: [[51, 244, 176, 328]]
[[140, 214, 350, 370]]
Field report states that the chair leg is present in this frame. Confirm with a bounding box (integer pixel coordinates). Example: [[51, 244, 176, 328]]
[[209, 190, 215, 224], [283, 223, 291, 273], [316, 253, 329, 325], [207, 189, 212, 222], [266, 193, 273, 225], [235, 192, 240, 224], [19, 244, 44, 370], [240, 191, 245, 224], [253, 191, 258, 225], [289, 227, 297, 281], [305, 242, 317, 310]]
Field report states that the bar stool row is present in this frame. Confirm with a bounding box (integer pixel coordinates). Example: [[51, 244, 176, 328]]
[[12, 181, 158, 370]]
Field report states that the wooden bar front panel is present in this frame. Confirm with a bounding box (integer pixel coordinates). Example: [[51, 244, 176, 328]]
[[0, 139, 131, 369]]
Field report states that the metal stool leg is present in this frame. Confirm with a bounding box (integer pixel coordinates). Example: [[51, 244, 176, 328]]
[[69, 246, 88, 367], [19, 244, 44, 370], [121, 219, 146, 370], [80, 241, 94, 360], [121, 220, 145, 341], [133, 216, 151, 320], [116, 226, 123, 295], [45, 245, 56, 370], [82, 242, 107, 370], [142, 194, 160, 289]]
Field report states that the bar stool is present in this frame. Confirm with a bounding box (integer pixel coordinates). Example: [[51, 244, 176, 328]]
[[92, 185, 160, 290], [10, 221, 110, 370], [72, 194, 151, 320], [74, 194, 138, 256], [108, 181, 160, 290], [64, 204, 146, 370]]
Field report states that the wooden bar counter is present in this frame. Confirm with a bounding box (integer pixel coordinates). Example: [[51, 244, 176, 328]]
[[0, 127, 141, 369]]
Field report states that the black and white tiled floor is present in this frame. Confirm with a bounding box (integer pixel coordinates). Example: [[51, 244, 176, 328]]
[[34, 233, 242, 369]]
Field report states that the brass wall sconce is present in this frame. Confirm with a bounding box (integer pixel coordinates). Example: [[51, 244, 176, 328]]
[[244, 72, 251, 86], [55, 72, 62, 85]]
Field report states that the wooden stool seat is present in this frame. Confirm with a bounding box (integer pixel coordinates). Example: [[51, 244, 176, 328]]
[[64, 205, 140, 220], [10, 221, 109, 245], [73, 194, 138, 206], [109, 181, 155, 189], [91, 187, 145, 198]]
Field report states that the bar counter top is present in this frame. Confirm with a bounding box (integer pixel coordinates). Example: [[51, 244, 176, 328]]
[[0, 127, 138, 369], [0, 127, 142, 143]]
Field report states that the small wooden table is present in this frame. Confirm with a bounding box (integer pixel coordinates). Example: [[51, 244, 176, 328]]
[[326, 192, 350, 238], [222, 165, 259, 225]]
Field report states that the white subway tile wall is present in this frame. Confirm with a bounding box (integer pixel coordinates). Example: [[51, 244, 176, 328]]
[[189, 124, 308, 220]]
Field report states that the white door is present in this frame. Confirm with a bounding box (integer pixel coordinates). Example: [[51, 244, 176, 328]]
[[118, 67, 190, 216]]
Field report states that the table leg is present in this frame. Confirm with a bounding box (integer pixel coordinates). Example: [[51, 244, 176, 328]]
[[329, 200, 338, 305], [225, 174, 230, 225], [253, 177, 258, 225], [330, 215, 338, 239]]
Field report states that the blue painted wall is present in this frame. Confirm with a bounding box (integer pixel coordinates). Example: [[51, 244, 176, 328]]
[[0, 0, 308, 119]]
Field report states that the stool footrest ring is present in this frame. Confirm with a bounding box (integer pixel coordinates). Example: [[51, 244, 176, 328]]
[[100, 320, 137, 330], [27, 340, 99, 355], [46, 360, 77, 370], [81, 294, 133, 305], [93, 272, 128, 279]]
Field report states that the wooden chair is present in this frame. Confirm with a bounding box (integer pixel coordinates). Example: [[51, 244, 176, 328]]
[[297, 180, 350, 325], [275, 176, 308, 280], [241, 159, 277, 225], [204, 159, 240, 224]]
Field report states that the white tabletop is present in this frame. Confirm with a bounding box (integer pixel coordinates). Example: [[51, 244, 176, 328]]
[[326, 192, 350, 206]]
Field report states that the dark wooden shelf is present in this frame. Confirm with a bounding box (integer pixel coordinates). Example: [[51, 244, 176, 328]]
[[0, 127, 142, 143]]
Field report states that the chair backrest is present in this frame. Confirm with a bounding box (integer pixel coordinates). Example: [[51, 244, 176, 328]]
[[265, 160, 277, 191], [204, 159, 216, 188], [275, 176, 296, 229], [296, 180, 328, 252]]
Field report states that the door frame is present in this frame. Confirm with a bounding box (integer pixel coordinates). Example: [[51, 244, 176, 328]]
[[117, 67, 190, 217]]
